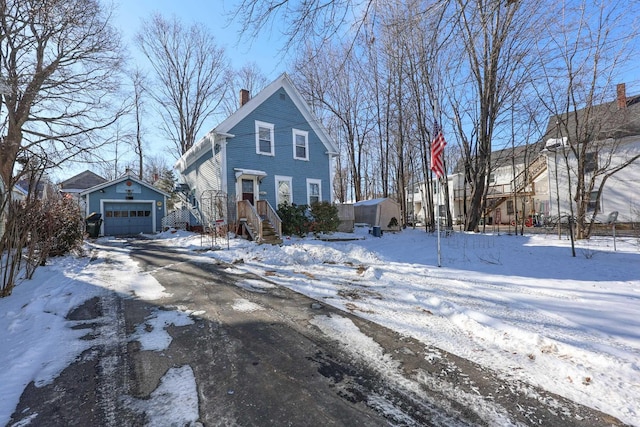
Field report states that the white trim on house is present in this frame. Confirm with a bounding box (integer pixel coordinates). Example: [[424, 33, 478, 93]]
[[99, 199, 158, 236], [174, 131, 234, 173], [79, 172, 170, 198], [292, 129, 309, 160], [255, 120, 275, 156], [306, 178, 322, 205], [212, 73, 338, 156], [275, 175, 293, 206], [234, 168, 267, 179]]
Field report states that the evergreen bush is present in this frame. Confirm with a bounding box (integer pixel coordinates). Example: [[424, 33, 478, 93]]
[[309, 201, 340, 235], [277, 202, 309, 237]]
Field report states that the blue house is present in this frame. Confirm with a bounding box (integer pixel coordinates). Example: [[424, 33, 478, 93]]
[[174, 73, 339, 243], [80, 171, 169, 236]]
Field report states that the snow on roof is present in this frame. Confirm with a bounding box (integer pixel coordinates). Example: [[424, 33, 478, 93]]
[[353, 198, 393, 206]]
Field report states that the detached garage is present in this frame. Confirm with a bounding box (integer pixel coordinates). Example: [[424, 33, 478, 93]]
[[80, 172, 169, 236]]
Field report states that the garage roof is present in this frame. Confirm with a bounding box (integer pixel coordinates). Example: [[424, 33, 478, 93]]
[[80, 172, 170, 198]]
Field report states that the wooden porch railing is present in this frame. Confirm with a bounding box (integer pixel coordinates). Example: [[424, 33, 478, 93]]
[[237, 200, 262, 241], [256, 200, 282, 237], [453, 155, 547, 202], [237, 199, 282, 242]]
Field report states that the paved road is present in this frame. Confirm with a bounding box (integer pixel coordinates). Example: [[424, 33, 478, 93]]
[[8, 239, 630, 426]]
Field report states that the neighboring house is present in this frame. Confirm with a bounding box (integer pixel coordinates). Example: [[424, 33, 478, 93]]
[[80, 170, 169, 236], [409, 83, 640, 228], [476, 141, 548, 226], [174, 73, 339, 243], [541, 83, 640, 225], [12, 182, 28, 201], [408, 142, 547, 227], [0, 182, 28, 238], [59, 170, 108, 214], [59, 170, 107, 198]]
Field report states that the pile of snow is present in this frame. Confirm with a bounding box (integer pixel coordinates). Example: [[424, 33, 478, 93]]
[[1, 228, 639, 425], [160, 227, 640, 425]]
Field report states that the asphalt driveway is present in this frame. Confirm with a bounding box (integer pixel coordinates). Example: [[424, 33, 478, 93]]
[[8, 239, 629, 426]]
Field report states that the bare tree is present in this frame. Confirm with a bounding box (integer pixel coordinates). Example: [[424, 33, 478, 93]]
[[537, 0, 640, 240], [130, 68, 147, 179], [231, 0, 375, 54], [222, 63, 268, 116], [447, 0, 541, 232], [294, 42, 375, 202], [0, 0, 125, 201], [0, 0, 125, 294], [136, 14, 229, 157]]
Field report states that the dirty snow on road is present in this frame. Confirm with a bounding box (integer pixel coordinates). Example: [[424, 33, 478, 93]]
[[163, 227, 640, 426], [0, 239, 199, 426], [2, 229, 639, 426]]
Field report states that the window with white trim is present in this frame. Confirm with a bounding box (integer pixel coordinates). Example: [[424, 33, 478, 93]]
[[306, 179, 321, 205], [255, 121, 274, 155], [275, 176, 292, 207], [293, 129, 308, 160]]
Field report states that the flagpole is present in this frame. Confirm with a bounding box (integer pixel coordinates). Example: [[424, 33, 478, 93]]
[[436, 176, 441, 267], [433, 100, 442, 267]]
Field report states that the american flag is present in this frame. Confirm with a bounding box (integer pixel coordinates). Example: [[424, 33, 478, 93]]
[[430, 120, 447, 179]]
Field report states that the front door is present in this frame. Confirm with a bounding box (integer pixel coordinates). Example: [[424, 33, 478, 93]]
[[241, 179, 255, 204]]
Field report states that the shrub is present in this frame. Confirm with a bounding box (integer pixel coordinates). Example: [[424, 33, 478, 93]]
[[309, 201, 340, 235], [277, 202, 309, 237]]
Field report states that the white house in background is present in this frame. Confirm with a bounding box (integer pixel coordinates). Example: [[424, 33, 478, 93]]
[[408, 142, 547, 227], [409, 84, 640, 228], [541, 83, 640, 225]]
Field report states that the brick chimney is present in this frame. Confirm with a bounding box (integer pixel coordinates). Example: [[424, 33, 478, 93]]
[[240, 89, 250, 107], [617, 83, 626, 109]]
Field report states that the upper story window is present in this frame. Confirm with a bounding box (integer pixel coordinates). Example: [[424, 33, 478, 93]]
[[293, 129, 309, 160], [255, 121, 274, 156]]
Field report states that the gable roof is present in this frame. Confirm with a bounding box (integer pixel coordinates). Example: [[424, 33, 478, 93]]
[[59, 170, 107, 192], [541, 94, 640, 144], [176, 73, 339, 171], [79, 171, 170, 198]]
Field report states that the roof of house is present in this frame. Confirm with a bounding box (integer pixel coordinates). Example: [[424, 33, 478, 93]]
[[59, 170, 107, 192], [541, 94, 640, 144], [451, 91, 640, 175], [79, 170, 170, 197], [450, 140, 545, 174], [176, 73, 339, 171]]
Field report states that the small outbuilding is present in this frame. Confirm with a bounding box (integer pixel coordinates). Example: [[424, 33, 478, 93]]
[[80, 171, 169, 236], [354, 198, 402, 231]]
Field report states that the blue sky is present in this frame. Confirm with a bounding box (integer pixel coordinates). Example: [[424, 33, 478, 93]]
[[113, 0, 288, 81]]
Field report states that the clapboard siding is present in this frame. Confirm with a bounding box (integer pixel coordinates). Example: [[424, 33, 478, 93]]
[[224, 87, 331, 207]]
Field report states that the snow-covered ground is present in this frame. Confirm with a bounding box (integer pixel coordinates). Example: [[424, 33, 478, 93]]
[[1, 227, 639, 426]]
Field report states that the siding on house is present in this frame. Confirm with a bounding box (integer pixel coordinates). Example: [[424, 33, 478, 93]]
[[547, 136, 640, 223], [82, 176, 167, 235], [223, 87, 332, 207], [181, 137, 224, 206]]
